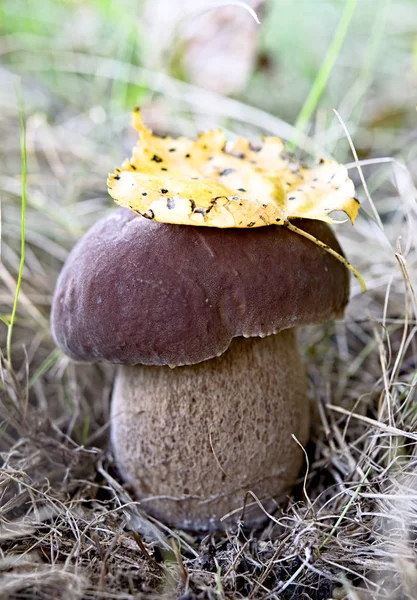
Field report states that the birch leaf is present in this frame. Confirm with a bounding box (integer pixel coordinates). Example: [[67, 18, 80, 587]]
[[107, 109, 359, 229]]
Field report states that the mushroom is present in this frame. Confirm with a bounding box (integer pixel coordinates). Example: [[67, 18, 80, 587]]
[[51, 208, 350, 530], [51, 110, 361, 530]]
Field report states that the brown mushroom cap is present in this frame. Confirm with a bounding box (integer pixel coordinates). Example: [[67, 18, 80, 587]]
[[51, 208, 349, 366]]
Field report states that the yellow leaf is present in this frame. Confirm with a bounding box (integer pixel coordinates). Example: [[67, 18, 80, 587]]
[[107, 108, 359, 229]]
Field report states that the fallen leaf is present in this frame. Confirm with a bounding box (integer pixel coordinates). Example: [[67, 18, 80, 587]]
[[108, 109, 359, 229]]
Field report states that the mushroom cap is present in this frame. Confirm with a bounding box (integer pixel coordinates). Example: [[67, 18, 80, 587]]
[[51, 208, 350, 367]]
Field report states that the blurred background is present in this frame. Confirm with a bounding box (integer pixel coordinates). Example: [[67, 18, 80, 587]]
[[1, 0, 416, 281], [1, 0, 416, 159], [1, 2, 417, 599]]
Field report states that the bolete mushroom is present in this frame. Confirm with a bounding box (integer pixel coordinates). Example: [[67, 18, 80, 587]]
[[51, 111, 362, 530]]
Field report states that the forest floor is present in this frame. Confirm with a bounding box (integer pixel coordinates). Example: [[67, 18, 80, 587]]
[[1, 1, 417, 598]]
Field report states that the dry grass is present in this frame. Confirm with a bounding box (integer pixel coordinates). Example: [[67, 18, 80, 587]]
[[1, 1, 417, 598]]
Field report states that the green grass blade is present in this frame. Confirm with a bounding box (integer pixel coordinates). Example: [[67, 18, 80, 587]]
[[335, 0, 391, 155], [292, 0, 358, 143], [6, 83, 27, 367], [318, 467, 371, 551], [28, 347, 63, 389]]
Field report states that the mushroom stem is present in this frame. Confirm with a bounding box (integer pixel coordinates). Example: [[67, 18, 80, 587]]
[[111, 329, 310, 531]]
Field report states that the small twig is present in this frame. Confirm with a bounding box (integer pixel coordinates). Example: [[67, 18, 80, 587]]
[[98, 532, 121, 589], [291, 434, 314, 514], [131, 531, 165, 573], [180, 1, 261, 27], [209, 429, 228, 480], [223, 539, 250, 580], [249, 544, 282, 599], [327, 404, 417, 441], [221, 490, 280, 526]]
